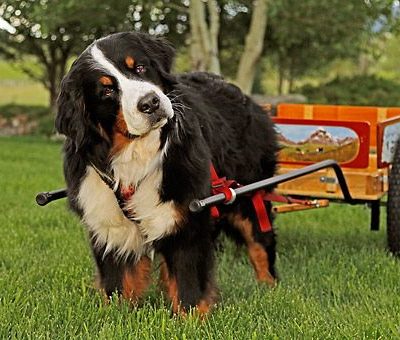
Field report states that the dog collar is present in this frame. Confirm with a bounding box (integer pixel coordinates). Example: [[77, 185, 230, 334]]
[[123, 131, 140, 140], [120, 185, 135, 201]]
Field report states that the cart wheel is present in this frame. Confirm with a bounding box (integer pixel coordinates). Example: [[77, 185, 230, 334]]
[[388, 139, 400, 255]]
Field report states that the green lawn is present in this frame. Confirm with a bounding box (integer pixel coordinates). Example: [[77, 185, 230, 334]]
[[1, 137, 399, 339], [0, 81, 48, 107], [0, 60, 48, 107]]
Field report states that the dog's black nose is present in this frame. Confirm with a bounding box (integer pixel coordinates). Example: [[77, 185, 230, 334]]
[[137, 93, 160, 114]]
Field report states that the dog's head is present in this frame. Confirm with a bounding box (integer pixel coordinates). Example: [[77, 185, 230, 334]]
[[55, 32, 176, 151]]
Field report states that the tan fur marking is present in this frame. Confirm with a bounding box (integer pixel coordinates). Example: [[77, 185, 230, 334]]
[[111, 110, 132, 155], [122, 256, 152, 302], [168, 277, 180, 313], [99, 76, 113, 85], [93, 271, 111, 304], [159, 258, 169, 291], [197, 300, 211, 315], [227, 213, 253, 243], [159, 258, 180, 313], [170, 205, 187, 233], [125, 56, 135, 69], [248, 243, 276, 287], [112, 131, 131, 155], [159, 258, 216, 316], [195, 284, 218, 316], [227, 213, 276, 287]]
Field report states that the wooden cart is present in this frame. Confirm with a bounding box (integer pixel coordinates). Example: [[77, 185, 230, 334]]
[[272, 103, 400, 253]]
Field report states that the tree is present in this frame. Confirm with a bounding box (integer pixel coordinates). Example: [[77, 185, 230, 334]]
[[188, 0, 268, 94], [266, 0, 395, 94], [235, 0, 268, 94], [0, 0, 137, 112], [189, 0, 221, 74]]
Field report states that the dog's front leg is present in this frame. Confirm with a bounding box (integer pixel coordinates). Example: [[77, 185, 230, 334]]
[[159, 220, 218, 315], [92, 246, 151, 303]]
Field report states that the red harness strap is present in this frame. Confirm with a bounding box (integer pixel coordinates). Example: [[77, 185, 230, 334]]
[[251, 190, 272, 232], [210, 165, 238, 219], [210, 164, 272, 232], [249, 191, 312, 232], [119, 167, 284, 234]]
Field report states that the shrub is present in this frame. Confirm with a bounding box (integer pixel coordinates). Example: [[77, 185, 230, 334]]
[[298, 75, 400, 107], [0, 104, 54, 136]]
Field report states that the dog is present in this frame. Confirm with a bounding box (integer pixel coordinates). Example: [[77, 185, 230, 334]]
[[55, 32, 278, 314]]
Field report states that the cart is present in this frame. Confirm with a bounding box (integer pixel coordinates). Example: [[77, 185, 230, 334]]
[[270, 103, 400, 253]]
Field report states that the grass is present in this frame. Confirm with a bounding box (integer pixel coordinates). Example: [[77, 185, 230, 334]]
[[1, 136, 400, 339], [0, 60, 48, 107], [0, 81, 48, 107]]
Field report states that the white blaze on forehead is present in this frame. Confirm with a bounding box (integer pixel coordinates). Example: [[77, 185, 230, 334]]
[[91, 44, 127, 84], [90, 44, 173, 135]]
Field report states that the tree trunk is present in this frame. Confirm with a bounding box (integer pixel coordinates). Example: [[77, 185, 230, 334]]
[[189, 0, 220, 74], [207, 0, 220, 74], [287, 57, 296, 93], [288, 67, 294, 94], [49, 82, 58, 114], [277, 61, 285, 95], [288, 77, 294, 94], [278, 67, 284, 95], [190, 0, 207, 71], [46, 49, 68, 114], [47, 58, 57, 114], [358, 53, 370, 75], [235, 0, 268, 94]]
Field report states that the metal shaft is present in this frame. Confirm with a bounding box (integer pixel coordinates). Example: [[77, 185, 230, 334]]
[[189, 159, 354, 212], [36, 189, 67, 206]]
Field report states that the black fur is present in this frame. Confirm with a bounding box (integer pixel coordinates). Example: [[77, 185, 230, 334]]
[[56, 32, 278, 311]]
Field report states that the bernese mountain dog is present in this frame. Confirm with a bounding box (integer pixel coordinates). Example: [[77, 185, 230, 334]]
[[55, 32, 278, 314]]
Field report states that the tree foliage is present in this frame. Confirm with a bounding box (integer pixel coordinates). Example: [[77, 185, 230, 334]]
[[266, 0, 395, 93], [0, 0, 135, 111], [1, 0, 399, 105], [0, 0, 187, 111], [299, 74, 400, 106]]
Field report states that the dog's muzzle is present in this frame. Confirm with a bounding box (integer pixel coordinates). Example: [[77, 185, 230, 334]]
[[137, 92, 172, 126], [137, 92, 160, 115]]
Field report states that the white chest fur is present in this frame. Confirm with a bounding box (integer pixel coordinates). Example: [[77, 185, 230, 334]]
[[77, 130, 179, 258]]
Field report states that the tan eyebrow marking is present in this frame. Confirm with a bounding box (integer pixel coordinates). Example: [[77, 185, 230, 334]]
[[125, 56, 135, 69], [99, 76, 113, 85]]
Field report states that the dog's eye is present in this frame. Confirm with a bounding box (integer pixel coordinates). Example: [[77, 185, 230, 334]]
[[135, 65, 146, 74], [103, 87, 115, 97]]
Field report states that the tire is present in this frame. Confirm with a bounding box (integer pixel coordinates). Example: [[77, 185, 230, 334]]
[[387, 139, 400, 255]]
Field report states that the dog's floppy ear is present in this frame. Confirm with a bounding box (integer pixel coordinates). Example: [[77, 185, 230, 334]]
[[152, 36, 176, 74], [55, 74, 90, 151], [148, 36, 178, 88], [135, 32, 176, 75]]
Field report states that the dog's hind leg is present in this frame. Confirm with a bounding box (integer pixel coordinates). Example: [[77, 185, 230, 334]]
[[227, 206, 277, 287]]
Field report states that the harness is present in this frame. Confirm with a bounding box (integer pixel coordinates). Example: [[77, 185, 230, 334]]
[[90, 164, 135, 219], [210, 165, 273, 232], [209, 165, 320, 233], [92, 163, 293, 233]]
